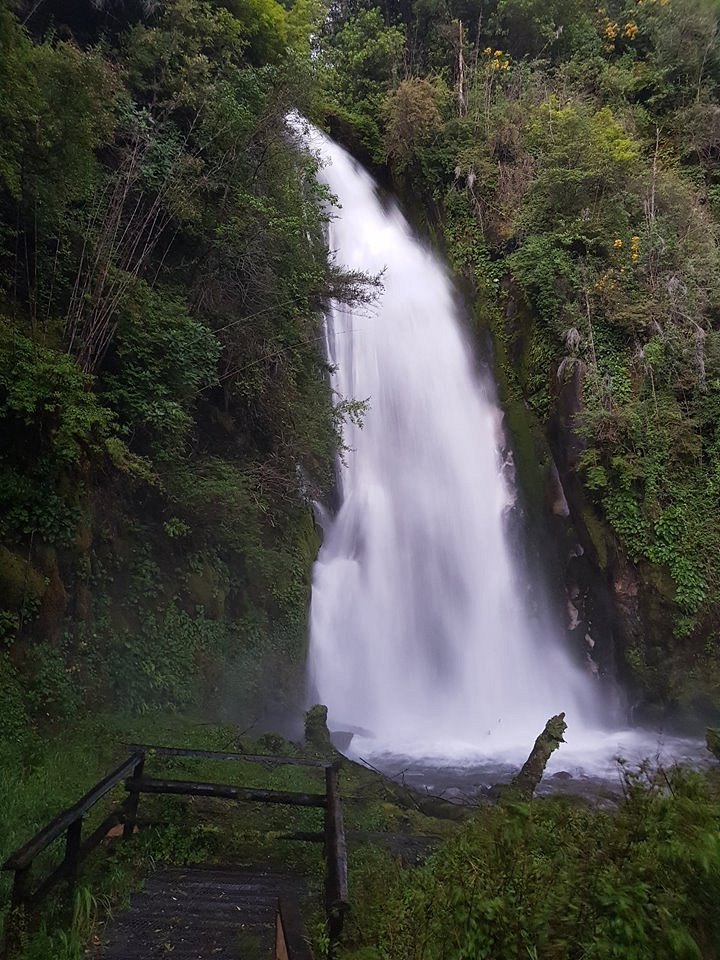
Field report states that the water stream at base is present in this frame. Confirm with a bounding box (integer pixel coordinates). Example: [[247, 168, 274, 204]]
[[297, 121, 707, 789]]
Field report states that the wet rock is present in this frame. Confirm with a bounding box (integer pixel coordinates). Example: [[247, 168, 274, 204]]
[[304, 703, 333, 755], [707, 728, 720, 761], [330, 730, 356, 752]]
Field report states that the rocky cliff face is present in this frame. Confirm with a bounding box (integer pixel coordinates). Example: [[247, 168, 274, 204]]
[[494, 280, 719, 729]]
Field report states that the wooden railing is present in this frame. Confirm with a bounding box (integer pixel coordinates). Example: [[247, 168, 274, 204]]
[[2, 744, 349, 949], [2, 752, 145, 911], [324, 762, 349, 939]]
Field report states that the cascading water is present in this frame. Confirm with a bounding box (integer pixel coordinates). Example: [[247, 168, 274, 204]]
[[305, 125, 600, 759], [300, 122, 703, 780]]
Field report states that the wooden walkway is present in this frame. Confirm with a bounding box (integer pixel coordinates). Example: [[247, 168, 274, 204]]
[[100, 866, 310, 960]]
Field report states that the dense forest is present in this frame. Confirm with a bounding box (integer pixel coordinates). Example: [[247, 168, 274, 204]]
[[2, 0, 720, 957], [0, 0, 371, 734]]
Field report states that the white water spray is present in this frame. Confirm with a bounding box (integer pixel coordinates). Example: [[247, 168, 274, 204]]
[[302, 125, 605, 762]]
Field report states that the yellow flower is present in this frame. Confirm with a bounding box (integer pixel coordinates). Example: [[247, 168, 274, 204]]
[[631, 252, 639, 261], [614, 238, 623, 248], [623, 21, 638, 38], [604, 19, 619, 38], [484, 46, 492, 55], [494, 49, 503, 57], [502, 60, 510, 70], [631, 235, 640, 243]]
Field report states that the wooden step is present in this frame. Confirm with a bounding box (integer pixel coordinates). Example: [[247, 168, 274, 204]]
[[100, 867, 309, 960]]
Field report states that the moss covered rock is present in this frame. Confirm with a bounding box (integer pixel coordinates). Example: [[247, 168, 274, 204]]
[[304, 703, 333, 755]]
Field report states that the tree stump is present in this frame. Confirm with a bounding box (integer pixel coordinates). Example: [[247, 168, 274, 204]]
[[491, 712, 567, 801]]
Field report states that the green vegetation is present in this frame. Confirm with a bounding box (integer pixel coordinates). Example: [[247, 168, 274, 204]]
[[0, 0, 376, 734], [316, 0, 720, 711], [343, 765, 720, 960], [3, 709, 720, 960], [3, 1, 720, 958]]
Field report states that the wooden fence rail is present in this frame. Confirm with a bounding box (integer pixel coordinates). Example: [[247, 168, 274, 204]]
[[3, 752, 145, 910], [126, 743, 331, 767], [2, 744, 349, 950]]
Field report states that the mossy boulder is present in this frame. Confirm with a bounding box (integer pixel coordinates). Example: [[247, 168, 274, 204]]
[[304, 703, 333, 755]]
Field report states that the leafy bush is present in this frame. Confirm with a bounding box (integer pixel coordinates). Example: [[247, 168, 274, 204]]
[[344, 768, 720, 960], [23, 643, 80, 722], [101, 607, 228, 713], [101, 282, 220, 457]]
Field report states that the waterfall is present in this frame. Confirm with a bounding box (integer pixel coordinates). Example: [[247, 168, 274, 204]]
[[303, 124, 605, 761]]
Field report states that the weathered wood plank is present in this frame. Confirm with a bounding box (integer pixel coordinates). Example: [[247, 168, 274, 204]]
[[127, 743, 331, 768], [125, 776, 328, 807], [122, 755, 145, 839], [277, 897, 313, 960], [325, 764, 349, 907], [63, 817, 82, 885], [101, 867, 307, 960], [324, 763, 349, 943]]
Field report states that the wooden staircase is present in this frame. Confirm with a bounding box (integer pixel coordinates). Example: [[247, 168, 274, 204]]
[[100, 866, 310, 960]]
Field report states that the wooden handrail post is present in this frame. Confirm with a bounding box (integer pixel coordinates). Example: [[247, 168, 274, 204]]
[[123, 754, 145, 839], [6, 873, 29, 959], [63, 818, 83, 886], [324, 762, 348, 946], [10, 864, 31, 910]]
